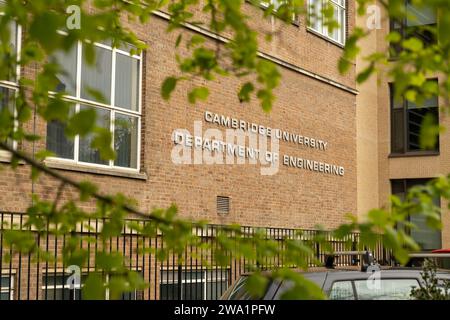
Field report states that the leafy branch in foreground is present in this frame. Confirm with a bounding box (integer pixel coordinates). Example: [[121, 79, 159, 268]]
[[0, 0, 449, 299], [410, 259, 450, 300]]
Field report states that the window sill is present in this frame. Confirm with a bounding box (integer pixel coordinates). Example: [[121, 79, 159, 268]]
[[0, 150, 25, 164], [306, 27, 345, 49], [388, 151, 440, 158], [44, 158, 148, 180]]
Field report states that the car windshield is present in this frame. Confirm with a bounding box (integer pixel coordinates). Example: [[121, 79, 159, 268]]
[[221, 276, 253, 300]]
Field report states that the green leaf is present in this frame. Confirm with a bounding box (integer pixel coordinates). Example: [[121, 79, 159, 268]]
[[188, 35, 205, 48], [245, 273, 269, 299], [420, 113, 441, 150], [161, 77, 178, 100], [188, 87, 209, 104], [238, 82, 254, 102], [79, 181, 98, 201], [82, 274, 106, 300], [386, 31, 401, 43], [402, 38, 423, 52], [356, 63, 375, 83], [66, 108, 97, 137], [91, 127, 115, 161]]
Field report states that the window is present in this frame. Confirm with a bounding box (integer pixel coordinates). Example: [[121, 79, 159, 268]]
[[390, 0, 437, 56], [260, 0, 299, 23], [0, 274, 14, 300], [223, 276, 253, 300], [390, 80, 439, 154], [0, 20, 20, 152], [42, 272, 84, 300], [307, 0, 346, 45], [160, 269, 229, 300], [392, 179, 442, 251], [47, 40, 142, 170], [261, 0, 283, 10], [354, 279, 418, 300], [42, 272, 143, 300], [329, 281, 355, 300]]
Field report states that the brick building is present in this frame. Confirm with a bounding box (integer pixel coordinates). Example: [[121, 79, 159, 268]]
[[0, 0, 447, 300]]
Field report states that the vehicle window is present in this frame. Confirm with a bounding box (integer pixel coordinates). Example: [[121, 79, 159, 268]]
[[329, 281, 355, 300], [354, 279, 419, 300], [225, 277, 252, 300], [437, 279, 450, 295]]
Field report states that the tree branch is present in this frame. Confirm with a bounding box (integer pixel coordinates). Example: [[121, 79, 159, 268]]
[[0, 141, 168, 224]]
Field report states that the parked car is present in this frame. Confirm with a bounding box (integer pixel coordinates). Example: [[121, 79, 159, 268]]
[[221, 252, 450, 300]]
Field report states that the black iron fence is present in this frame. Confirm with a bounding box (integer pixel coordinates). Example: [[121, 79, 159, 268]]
[[0, 212, 391, 300]]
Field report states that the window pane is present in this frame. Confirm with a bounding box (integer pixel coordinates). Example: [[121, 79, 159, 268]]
[[0, 292, 10, 300], [406, 2, 436, 27], [226, 277, 252, 300], [81, 45, 112, 104], [78, 105, 110, 165], [391, 109, 405, 153], [407, 107, 436, 151], [8, 22, 17, 56], [410, 213, 442, 250], [354, 279, 418, 300], [184, 283, 203, 300], [46, 106, 75, 160], [121, 291, 142, 300], [115, 54, 139, 111], [308, 0, 323, 33], [329, 5, 339, 41], [393, 179, 442, 250], [45, 288, 81, 300], [182, 271, 204, 280], [329, 281, 355, 300], [0, 21, 17, 82], [52, 46, 77, 96], [0, 276, 11, 288], [114, 113, 138, 168], [206, 281, 228, 300], [160, 284, 179, 300], [391, 180, 405, 198], [0, 86, 15, 146]]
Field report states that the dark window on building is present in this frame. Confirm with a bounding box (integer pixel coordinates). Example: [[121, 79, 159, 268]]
[[390, 0, 437, 56], [0, 274, 14, 300], [42, 272, 143, 300], [160, 269, 229, 300], [0, 21, 19, 150], [391, 179, 442, 251], [390, 80, 439, 154]]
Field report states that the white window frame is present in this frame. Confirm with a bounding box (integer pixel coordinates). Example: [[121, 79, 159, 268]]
[[47, 36, 143, 173], [259, 0, 298, 22], [42, 270, 143, 300], [307, 0, 346, 46], [0, 272, 15, 300], [0, 16, 21, 162], [160, 268, 229, 300], [42, 273, 83, 300]]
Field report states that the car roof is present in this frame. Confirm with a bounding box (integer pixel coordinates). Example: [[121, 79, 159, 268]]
[[241, 266, 450, 282]]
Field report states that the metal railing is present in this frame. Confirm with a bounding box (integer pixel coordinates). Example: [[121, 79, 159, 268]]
[[0, 212, 391, 300]]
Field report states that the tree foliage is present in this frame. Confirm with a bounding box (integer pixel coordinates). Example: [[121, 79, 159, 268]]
[[410, 259, 450, 300]]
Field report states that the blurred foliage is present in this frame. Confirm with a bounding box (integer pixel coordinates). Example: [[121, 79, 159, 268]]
[[410, 259, 450, 300], [0, 0, 449, 300]]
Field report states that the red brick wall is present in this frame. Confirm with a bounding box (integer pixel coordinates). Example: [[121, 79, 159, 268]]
[[0, 2, 357, 230]]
